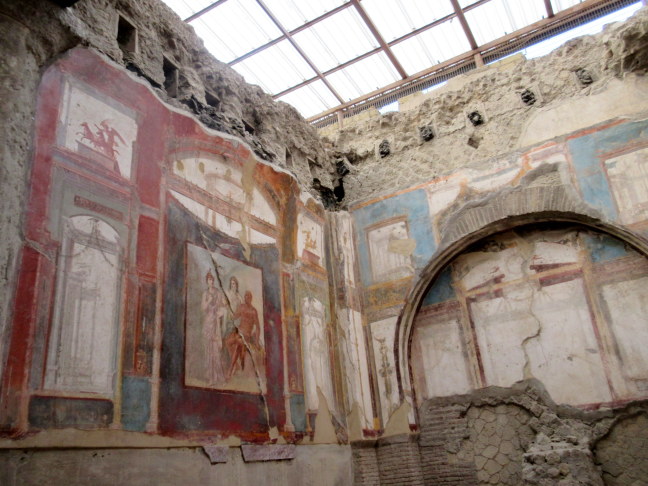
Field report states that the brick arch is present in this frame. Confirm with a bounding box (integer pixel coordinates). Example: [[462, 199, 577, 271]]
[[394, 208, 648, 415]]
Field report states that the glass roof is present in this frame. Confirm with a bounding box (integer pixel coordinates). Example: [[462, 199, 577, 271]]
[[160, 0, 642, 120], [277, 79, 341, 116], [232, 39, 316, 94], [362, 0, 455, 42], [391, 17, 471, 72], [292, 7, 377, 73], [262, 0, 347, 31], [191, 0, 281, 63], [326, 51, 401, 101], [465, 0, 546, 45]]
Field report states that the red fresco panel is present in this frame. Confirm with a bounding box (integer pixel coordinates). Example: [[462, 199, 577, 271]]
[[137, 215, 159, 276], [0, 247, 53, 432]]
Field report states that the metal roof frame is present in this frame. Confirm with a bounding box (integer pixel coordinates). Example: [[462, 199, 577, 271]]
[[179, 0, 641, 123]]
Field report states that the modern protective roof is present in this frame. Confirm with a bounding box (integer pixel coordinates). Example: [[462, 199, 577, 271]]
[[160, 0, 642, 124]]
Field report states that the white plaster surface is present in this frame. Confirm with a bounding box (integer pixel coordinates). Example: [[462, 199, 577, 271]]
[[333, 213, 357, 286], [525, 279, 612, 405], [174, 156, 277, 226], [425, 177, 462, 221], [44, 216, 121, 395], [518, 76, 648, 148], [339, 309, 373, 430], [603, 277, 648, 389], [471, 289, 538, 388], [413, 317, 471, 399], [605, 147, 648, 225], [301, 297, 335, 413]]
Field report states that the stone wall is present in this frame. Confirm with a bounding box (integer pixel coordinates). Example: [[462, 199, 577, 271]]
[[328, 7, 648, 205], [352, 382, 648, 485], [595, 412, 648, 485]]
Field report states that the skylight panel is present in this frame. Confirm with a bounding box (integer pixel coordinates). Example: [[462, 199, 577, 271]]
[[465, 0, 545, 46], [232, 40, 317, 94], [160, 0, 215, 20], [262, 0, 348, 31], [190, 0, 283, 63], [391, 18, 472, 73], [362, 0, 455, 42], [275, 80, 340, 119], [325, 52, 400, 101], [551, 0, 583, 13], [292, 8, 378, 73]]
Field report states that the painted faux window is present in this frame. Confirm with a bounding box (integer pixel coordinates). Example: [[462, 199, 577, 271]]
[[44, 215, 122, 396], [367, 218, 415, 283]]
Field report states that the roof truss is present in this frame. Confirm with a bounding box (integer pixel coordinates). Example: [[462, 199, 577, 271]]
[[179, 0, 639, 122]]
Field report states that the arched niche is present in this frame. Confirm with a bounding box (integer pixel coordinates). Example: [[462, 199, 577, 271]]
[[396, 212, 648, 418]]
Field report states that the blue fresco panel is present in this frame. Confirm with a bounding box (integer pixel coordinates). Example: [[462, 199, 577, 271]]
[[352, 189, 436, 287]]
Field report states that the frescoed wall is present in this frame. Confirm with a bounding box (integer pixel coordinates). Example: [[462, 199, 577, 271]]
[[347, 116, 648, 432], [0, 47, 344, 444], [412, 224, 648, 408], [3, 3, 648, 484], [3, 25, 648, 486], [6, 45, 648, 449]]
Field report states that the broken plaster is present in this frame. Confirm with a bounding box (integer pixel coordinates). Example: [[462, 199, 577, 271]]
[[383, 400, 412, 437], [312, 388, 338, 444], [346, 402, 364, 442], [0, 429, 207, 449]]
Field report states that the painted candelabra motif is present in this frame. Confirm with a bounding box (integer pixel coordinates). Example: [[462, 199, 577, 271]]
[[370, 316, 401, 427], [185, 244, 266, 393]]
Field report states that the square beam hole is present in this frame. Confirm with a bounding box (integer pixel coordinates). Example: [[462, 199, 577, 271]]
[[205, 91, 220, 110], [163, 57, 179, 98], [117, 15, 137, 55]]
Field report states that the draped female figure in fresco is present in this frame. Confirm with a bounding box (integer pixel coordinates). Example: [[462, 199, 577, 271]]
[[301, 296, 335, 415], [201, 270, 226, 385]]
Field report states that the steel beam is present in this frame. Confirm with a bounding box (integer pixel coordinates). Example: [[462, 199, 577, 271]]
[[184, 0, 229, 23], [350, 0, 408, 79]]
